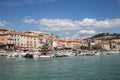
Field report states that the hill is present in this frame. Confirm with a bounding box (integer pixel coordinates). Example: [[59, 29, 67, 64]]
[[91, 33, 120, 40]]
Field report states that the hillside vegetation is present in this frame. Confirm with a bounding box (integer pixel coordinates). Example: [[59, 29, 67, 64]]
[[91, 33, 120, 40]]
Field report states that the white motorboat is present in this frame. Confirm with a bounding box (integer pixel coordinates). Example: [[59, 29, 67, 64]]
[[39, 54, 54, 58]]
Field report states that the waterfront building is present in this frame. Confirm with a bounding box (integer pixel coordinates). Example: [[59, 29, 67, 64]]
[[13, 31, 39, 50], [110, 39, 120, 50], [88, 39, 120, 50], [88, 39, 96, 49], [58, 39, 82, 49], [80, 39, 89, 47], [0, 28, 119, 51], [0, 28, 59, 51], [101, 40, 111, 50], [0, 28, 14, 51], [0, 28, 14, 34], [25, 31, 59, 49]]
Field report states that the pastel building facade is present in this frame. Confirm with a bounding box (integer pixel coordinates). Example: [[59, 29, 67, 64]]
[[13, 32, 39, 50], [57, 39, 82, 49], [26, 31, 60, 49], [89, 39, 120, 50], [0, 29, 14, 50]]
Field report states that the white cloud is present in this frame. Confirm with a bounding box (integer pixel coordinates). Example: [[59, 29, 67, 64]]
[[94, 18, 120, 28], [23, 17, 120, 32], [0, 21, 9, 27], [75, 18, 120, 28], [72, 29, 96, 38], [23, 16, 37, 24], [39, 18, 81, 31], [78, 30, 96, 35], [23, 17, 120, 38]]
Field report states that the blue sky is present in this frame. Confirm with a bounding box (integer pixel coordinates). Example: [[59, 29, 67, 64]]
[[0, 0, 120, 38]]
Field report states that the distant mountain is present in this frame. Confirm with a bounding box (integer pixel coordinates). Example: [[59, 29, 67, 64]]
[[91, 33, 120, 40]]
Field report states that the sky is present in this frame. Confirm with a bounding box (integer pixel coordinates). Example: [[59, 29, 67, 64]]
[[0, 0, 120, 38]]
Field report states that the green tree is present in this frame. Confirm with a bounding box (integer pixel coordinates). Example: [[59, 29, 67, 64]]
[[41, 44, 47, 49], [80, 45, 89, 50]]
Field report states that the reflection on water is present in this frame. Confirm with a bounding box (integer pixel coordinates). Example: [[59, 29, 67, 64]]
[[0, 55, 120, 80], [0, 56, 8, 62]]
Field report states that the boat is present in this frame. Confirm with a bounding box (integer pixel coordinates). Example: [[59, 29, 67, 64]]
[[7, 52, 19, 58], [39, 55, 51, 58], [54, 51, 68, 57], [23, 54, 33, 58], [106, 50, 120, 55], [0, 52, 7, 56], [33, 51, 41, 58]]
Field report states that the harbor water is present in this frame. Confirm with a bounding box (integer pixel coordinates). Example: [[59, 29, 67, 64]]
[[0, 55, 120, 80]]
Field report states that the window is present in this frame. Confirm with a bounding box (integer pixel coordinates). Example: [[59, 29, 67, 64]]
[[40, 39, 42, 42], [113, 46, 116, 49], [2, 39, 4, 41]]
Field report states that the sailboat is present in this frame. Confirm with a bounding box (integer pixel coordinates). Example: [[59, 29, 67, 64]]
[[39, 39, 55, 58]]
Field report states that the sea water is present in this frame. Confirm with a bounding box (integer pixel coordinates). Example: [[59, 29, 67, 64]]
[[0, 55, 120, 80]]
